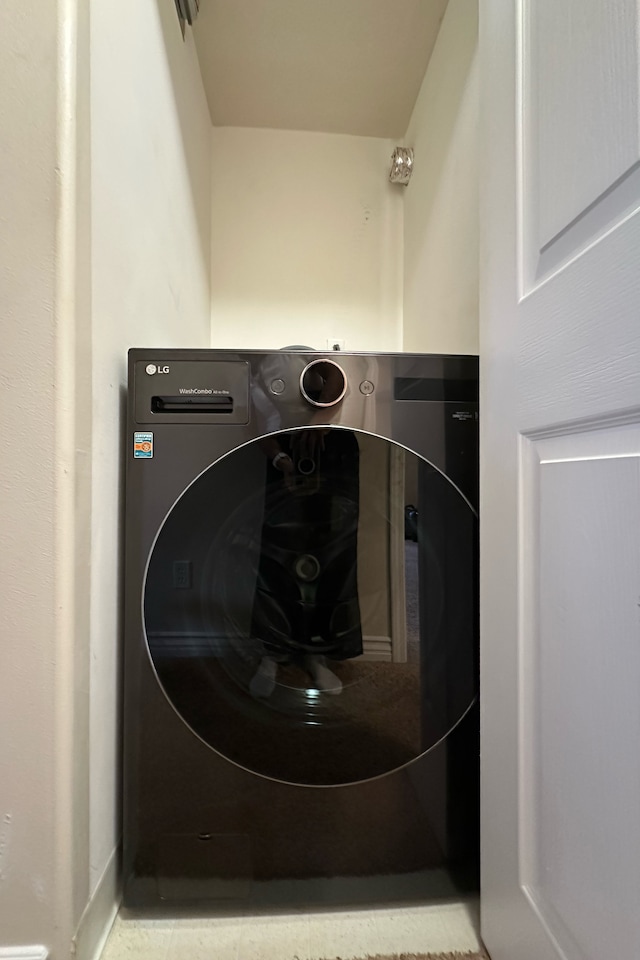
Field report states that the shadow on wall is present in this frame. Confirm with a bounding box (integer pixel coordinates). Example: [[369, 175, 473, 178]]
[[155, 0, 211, 278], [403, 0, 479, 355], [407, 0, 478, 228]]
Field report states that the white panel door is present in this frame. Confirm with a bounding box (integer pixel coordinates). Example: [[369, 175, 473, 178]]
[[480, 1, 640, 959]]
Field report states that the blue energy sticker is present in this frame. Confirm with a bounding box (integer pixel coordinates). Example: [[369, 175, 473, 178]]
[[134, 432, 153, 458]]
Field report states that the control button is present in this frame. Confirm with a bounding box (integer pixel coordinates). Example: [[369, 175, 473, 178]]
[[359, 380, 375, 395], [270, 378, 286, 395]]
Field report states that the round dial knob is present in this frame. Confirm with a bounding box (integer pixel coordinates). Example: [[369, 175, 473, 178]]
[[299, 359, 347, 407]]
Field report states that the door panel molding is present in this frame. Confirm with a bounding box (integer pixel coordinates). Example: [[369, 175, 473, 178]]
[[519, 426, 640, 960], [522, 406, 640, 441], [519, 0, 640, 292]]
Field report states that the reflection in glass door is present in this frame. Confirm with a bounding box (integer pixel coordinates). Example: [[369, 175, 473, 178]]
[[144, 426, 476, 786]]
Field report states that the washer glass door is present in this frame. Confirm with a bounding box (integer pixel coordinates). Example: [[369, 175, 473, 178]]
[[144, 426, 477, 786]]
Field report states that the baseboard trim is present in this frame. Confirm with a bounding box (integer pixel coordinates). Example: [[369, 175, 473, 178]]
[[73, 846, 120, 960], [361, 635, 393, 661], [0, 949, 48, 960]]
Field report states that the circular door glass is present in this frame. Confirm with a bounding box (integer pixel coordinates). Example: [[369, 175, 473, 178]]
[[144, 427, 477, 786]]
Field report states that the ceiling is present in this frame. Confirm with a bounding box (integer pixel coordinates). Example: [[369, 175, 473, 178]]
[[193, 0, 449, 139]]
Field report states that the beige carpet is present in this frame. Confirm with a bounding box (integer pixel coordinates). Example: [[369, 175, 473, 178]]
[[324, 953, 486, 960], [330, 954, 487, 960]]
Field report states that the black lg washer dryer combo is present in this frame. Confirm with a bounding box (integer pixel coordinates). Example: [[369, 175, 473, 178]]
[[123, 348, 479, 909]]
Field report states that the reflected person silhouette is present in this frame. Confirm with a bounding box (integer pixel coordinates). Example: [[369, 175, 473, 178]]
[[249, 363, 362, 699]]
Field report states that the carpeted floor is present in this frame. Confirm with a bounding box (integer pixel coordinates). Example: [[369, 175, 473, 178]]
[[332, 954, 487, 960]]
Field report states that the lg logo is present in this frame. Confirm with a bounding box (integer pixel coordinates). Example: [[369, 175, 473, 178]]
[[145, 364, 170, 375]]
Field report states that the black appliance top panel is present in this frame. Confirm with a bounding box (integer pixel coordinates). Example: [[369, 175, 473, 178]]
[[394, 376, 478, 403], [134, 360, 250, 425], [130, 350, 478, 425]]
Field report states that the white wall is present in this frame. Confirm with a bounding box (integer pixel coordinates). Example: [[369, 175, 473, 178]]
[[0, 0, 92, 954], [210, 127, 403, 351], [90, 0, 211, 917], [1, 0, 210, 954], [0, 0, 59, 948], [403, 0, 479, 354]]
